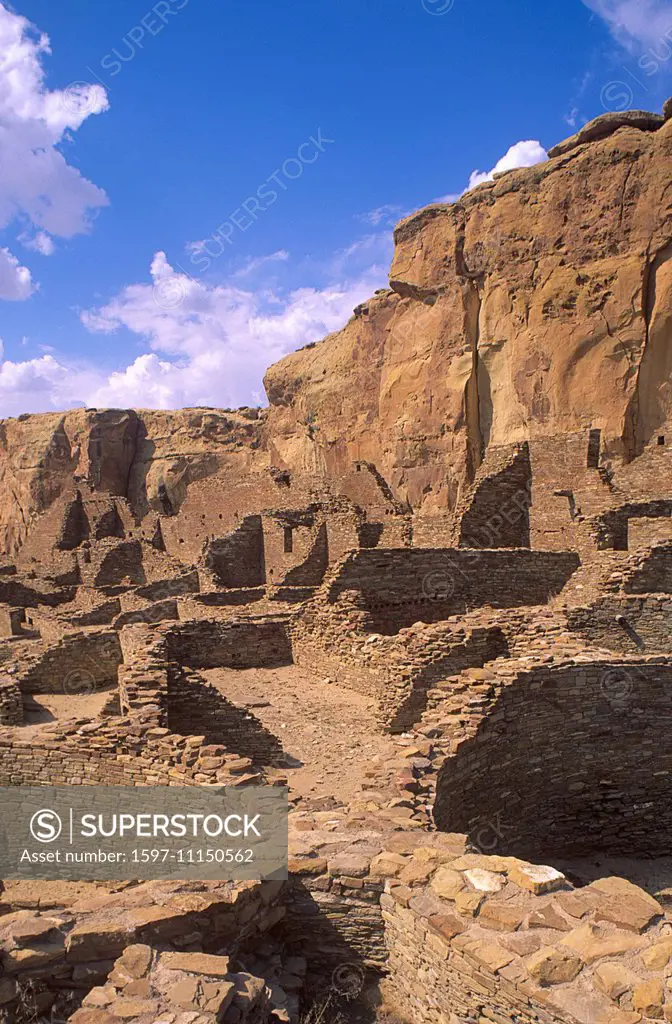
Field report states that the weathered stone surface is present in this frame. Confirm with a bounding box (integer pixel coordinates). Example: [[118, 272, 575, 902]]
[[525, 945, 583, 985], [429, 866, 465, 900], [548, 110, 664, 157], [632, 977, 664, 1018], [561, 922, 647, 963], [463, 868, 505, 893], [264, 115, 672, 509], [641, 936, 672, 969], [509, 862, 566, 895], [594, 962, 640, 1002]]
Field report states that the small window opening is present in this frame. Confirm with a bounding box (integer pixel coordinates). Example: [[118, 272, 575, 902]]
[[283, 526, 293, 553], [658, 436, 666, 446]]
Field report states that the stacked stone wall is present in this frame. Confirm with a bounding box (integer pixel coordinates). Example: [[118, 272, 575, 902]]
[[164, 617, 292, 670], [79, 539, 146, 587], [292, 614, 507, 731], [294, 548, 579, 638], [204, 515, 266, 587], [456, 443, 532, 549], [629, 516, 672, 548], [10, 629, 122, 695], [0, 673, 22, 725], [432, 656, 672, 859], [167, 671, 286, 764], [0, 712, 265, 787], [567, 594, 672, 652]]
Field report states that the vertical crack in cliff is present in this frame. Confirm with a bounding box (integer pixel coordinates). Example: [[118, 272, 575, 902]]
[[456, 210, 486, 483], [464, 280, 485, 482], [623, 241, 672, 460]]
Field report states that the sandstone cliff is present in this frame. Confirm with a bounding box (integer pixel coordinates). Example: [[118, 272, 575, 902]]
[[264, 111, 672, 511], [1, 109, 671, 556], [0, 407, 265, 555]]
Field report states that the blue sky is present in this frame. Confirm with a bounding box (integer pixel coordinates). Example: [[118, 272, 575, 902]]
[[0, 0, 671, 415]]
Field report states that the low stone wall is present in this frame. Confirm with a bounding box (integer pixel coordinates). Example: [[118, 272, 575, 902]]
[[0, 711, 265, 787], [9, 628, 122, 695], [622, 541, 672, 593], [629, 516, 672, 549], [181, 588, 266, 609], [127, 569, 200, 603], [71, 944, 301, 1024], [292, 614, 507, 731], [295, 549, 580, 638], [167, 671, 286, 765], [25, 597, 122, 641], [287, 824, 672, 1024], [432, 654, 672, 859], [0, 878, 287, 1021], [567, 594, 672, 652], [80, 539, 146, 588], [0, 673, 22, 726], [164, 617, 292, 670], [3, 820, 672, 1024], [113, 598, 179, 629]]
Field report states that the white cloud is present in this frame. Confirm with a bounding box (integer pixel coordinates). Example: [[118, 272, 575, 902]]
[[20, 231, 55, 256], [429, 140, 549, 205], [0, 246, 33, 300], [0, 2, 108, 299], [582, 0, 672, 49], [467, 140, 549, 191], [232, 250, 291, 278], [77, 251, 386, 410], [0, 239, 387, 415], [356, 204, 406, 227], [0, 354, 100, 416]]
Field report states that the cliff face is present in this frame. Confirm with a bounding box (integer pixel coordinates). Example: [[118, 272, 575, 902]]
[[0, 408, 265, 555], [0, 111, 671, 556], [264, 114, 672, 511]]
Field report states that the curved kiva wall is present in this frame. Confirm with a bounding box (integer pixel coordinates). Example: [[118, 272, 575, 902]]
[[433, 656, 672, 859]]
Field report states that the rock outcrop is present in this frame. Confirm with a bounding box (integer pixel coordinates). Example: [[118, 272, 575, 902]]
[[264, 110, 672, 512], [0, 107, 671, 555]]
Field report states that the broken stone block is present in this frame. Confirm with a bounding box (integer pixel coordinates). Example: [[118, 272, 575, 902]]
[[525, 946, 582, 985], [560, 922, 647, 964], [509, 863, 566, 896], [430, 867, 465, 900], [463, 868, 504, 893], [593, 962, 639, 1002], [632, 978, 664, 1018]]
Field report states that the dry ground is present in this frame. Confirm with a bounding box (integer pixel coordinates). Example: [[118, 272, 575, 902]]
[[204, 665, 399, 803]]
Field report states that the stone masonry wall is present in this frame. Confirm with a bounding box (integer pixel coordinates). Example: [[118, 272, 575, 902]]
[[566, 595, 672, 653], [287, 825, 672, 1024], [629, 517, 672, 549], [10, 628, 122, 695], [292, 614, 507, 731], [293, 548, 580, 638], [0, 711, 266, 787], [167, 670, 286, 765], [163, 617, 292, 670], [0, 878, 287, 1019], [204, 515, 266, 587], [432, 655, 672, 859], [456, 443, 532, 549], [0, 672, 23, 725]]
